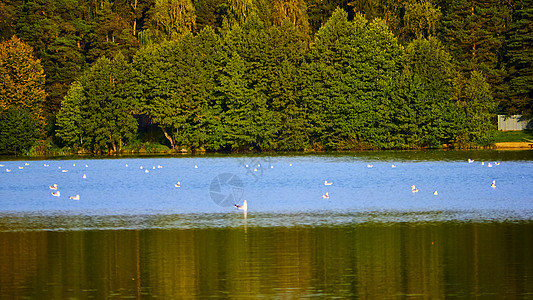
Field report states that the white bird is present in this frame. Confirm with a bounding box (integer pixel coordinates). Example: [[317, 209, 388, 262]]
[[18, 166, 23, 170], [72, 163, 76, 167], [494, 162, 501, 166], [49, 184, 58, 190], [140, 166, 143, 169], [194, 165, 198, 169], [6, 169, 11, 172], [367, 164, 373, 168], [289, 163, 293, 167], [145, 169, 149, 173], [157, 165, 163, 169], [62, 169, 68, 173], [270, 165, 274, 169], [468, 159, 475, 163], [411, 185, 419, 193], [433, 190, 438, 196], [125, 164, 129, 167], [69, 195, 80, 200], [322, 192, 329, 199], [85, 164, 88, 168], [44, 164, 49, 167], [0, 164, 4, 167], [174, 181, 181, 187], [82, 174, 87, 179], [488, 163, 493, 168], [235, 200, 247, 211], [391, 164, 396, 168], [253, 168, 258, 172], [482, 162, 485, 166], [491, 180, 496, 188], [25, 163, 29, 166], [52, 191, 60, 197], [324, 180, 333, 186]]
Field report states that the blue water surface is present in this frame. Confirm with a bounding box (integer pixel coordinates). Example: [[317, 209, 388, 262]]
[[1, 152, 532, 230]]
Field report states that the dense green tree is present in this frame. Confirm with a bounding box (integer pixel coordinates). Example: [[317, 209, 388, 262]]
[[142, 0, 196, 42], [55, 81, 85, 148], [57, 54, 140, 153], [398, 36, 457, 148], [401, 0, 441, 42], [304, 8, 403, 149], [136, 26, 222, 150], [0, 36, 46, 125], [503, 0, 533, 117], [453, 71, 496, 147], [0, 108, 39, 154], [440, 0, 511, 104]]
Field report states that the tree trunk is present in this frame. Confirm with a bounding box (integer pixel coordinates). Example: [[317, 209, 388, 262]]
[[161, 127, 175, 149]]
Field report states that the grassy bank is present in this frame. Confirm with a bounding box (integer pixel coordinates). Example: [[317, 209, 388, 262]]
[[493, 130, 533, 143]]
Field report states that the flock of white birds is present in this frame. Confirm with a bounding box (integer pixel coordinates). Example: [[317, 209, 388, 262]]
[[1, 157, 502, 213]]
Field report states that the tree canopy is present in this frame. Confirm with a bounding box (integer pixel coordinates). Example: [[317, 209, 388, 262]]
[[1, 0, 531, 154]]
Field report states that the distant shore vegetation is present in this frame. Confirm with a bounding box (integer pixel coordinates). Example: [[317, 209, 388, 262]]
[[1, 0, 532, 155]]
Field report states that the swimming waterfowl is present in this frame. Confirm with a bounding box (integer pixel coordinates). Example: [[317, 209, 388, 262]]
[[52, 191, 60, 197], [411, 185, 419, 193], [235, 200, 247, 211], [491, 180, 496, 188], [6, 169, 11, 172], [367, 164, 373, 168], [69, 195, 80, 200], [488, 163, 493, 168], [433, 190, 438, 195], [175, 181, 181, 187], [49, 184, 58, 190], [391, 164, 396, 168], [324, 180, 333, 186], [82, 174, 86, 179], [62, 169, 68, 173], [322, 192, 329, 199]]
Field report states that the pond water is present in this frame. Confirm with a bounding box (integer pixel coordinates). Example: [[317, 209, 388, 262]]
[[1, 151, 532, 298]]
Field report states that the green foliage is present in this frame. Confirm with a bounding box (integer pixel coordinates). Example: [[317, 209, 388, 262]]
[[304, 9, 403, 149], [3, 2, 520, 153], [56, 54, 140, 153], [453, 71, 496, 147], [399, 36, 457, 148], [503, 0, 533, 118], [0, 107, 39, 154]]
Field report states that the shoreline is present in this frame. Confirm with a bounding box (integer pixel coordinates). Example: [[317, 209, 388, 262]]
[[493, 142, 532, 149]]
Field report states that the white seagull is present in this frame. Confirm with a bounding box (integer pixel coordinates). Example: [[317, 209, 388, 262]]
[[69, 195, 80, 200], [491, 180, 496, 188], [174, 181, 181, 187], [324, 180, 333, 186], [52, 191, 60, 197], [322, 192, 329, 199], [49, 184, 58, 190], [235, 200, 247, 211], [411, 185, 419, 193]]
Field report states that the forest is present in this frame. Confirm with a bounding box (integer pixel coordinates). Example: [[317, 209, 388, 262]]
[[0, 0, 532, 154]]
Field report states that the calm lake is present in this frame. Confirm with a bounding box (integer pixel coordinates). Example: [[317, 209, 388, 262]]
[[1, 151, 532, 298]]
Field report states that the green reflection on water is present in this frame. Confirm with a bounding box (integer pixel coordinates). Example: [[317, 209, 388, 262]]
[[1, 222, 532, 298]]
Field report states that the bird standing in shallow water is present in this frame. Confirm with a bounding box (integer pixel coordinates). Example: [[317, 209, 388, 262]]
[[235, 200, 247, 211]]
